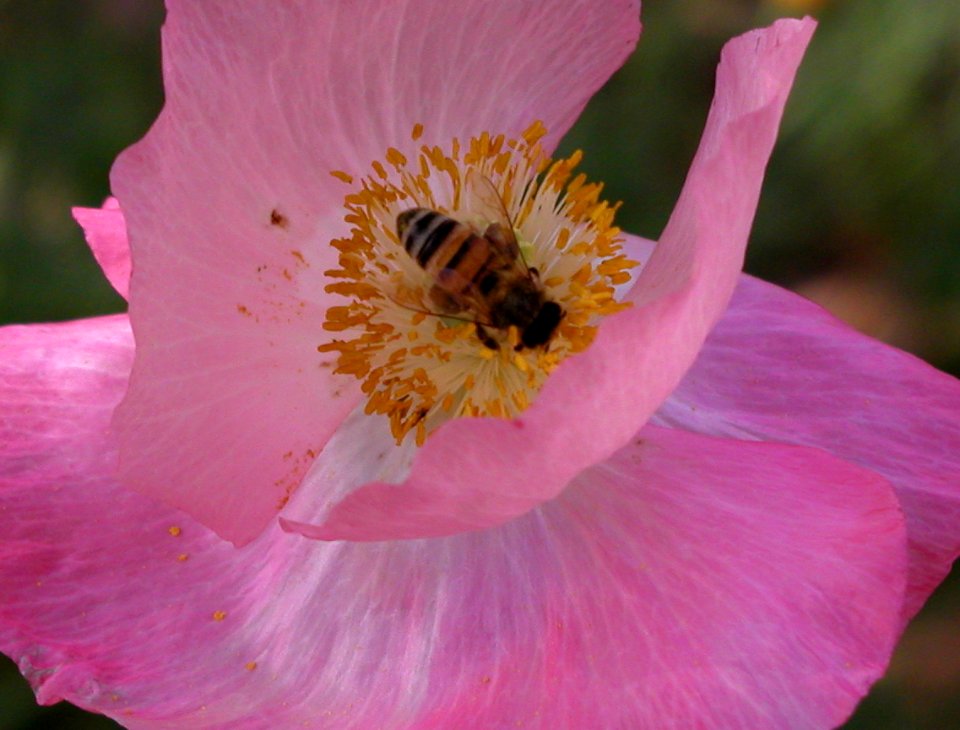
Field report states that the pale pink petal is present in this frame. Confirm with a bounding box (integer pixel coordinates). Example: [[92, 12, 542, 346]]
[[71, 197, 131, 300], [0, 316, 274, 720], [110, 0, 642, 545], [0, 316, 132, 492], [0, 322, 906, 726], [657, 274, 960, 623], [279, 406, 419, 538], [308, 18, 817, 541]]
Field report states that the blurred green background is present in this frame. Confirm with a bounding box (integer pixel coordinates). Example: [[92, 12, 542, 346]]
[[1, 0, 958, 727]]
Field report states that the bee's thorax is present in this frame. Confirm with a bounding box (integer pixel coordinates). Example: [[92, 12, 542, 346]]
[[490, 279, 544, 330]]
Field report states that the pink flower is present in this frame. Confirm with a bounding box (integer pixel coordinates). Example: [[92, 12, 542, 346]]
[[2, 2, 959, 728]]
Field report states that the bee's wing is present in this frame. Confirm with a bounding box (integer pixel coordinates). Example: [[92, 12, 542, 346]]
[[432, 268, 496, 325], [386, 284, 495, 328], [463, 168, 525, 267]]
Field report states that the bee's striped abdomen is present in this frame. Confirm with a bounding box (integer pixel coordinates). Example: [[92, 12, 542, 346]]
[[399, 210, 448, 264], [398, 208, 492, 290]]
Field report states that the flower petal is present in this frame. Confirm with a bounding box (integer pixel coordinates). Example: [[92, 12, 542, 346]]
[[656, 274, 960, 623], [0, 316, 132, 495], [72, 198, 131, 300], [285, 426, 907, 727], [0, 322, 906, 727], [310, 18, 817, 541], [110, 0, 642, 545], [0, 316, 272, 718], [279, 406, 419, 538]]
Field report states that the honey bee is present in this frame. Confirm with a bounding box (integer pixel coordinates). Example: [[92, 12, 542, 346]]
[[396, 170, 563, 351]]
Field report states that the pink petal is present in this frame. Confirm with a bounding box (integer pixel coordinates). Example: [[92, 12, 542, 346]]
[[0, 321, 906, 726], [657, 274, 960, 624], [71, 197, 131, 300], [109, 0, 642, 545], [308, 18, 818, 541], [279, 406, 419, 538], [0, 316, 133, 491], [0, 316, 270, 718]]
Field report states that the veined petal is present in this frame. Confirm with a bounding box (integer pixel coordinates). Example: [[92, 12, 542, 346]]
[[110, 0, 642, 544], [72, 198, 131, 300], [657, 274, 960, 624], [0, 316, 272, 721], [309, 18, 817, 541], [0, 316, 132, 491], [0, 322, 905, 727]]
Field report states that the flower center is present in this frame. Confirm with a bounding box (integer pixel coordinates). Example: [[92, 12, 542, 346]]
[[321, 122, 635, 445]]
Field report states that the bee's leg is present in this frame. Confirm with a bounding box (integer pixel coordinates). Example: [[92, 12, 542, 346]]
[[428, 283, 461, 314], [476, 325, 500, 351], [529, 267, 540, 281]]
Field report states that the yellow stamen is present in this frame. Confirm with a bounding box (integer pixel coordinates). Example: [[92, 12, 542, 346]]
[[386, 147, 407, 169], [320, 122, 635, 445]]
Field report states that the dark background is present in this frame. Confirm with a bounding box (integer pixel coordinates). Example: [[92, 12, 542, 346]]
[[1, 0, 958, 727]]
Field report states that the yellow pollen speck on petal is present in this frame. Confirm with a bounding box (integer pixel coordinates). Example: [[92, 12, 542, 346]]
[[319, 123, 634, 446], [245, 661, 258, 671], [168, 526, 181, 537], [212, 610, 227, 622], [177, 553, 189, 562]]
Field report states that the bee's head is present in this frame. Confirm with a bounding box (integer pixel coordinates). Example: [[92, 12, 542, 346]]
[[520, 301, 564, 349]]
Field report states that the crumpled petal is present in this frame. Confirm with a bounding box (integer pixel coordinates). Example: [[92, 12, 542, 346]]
[[305, 17, 818, 541], [72, 198, 131, 300], [0, 318, 906, 727], [655, 273, 960, 624], [110, 0, 643, 545]]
